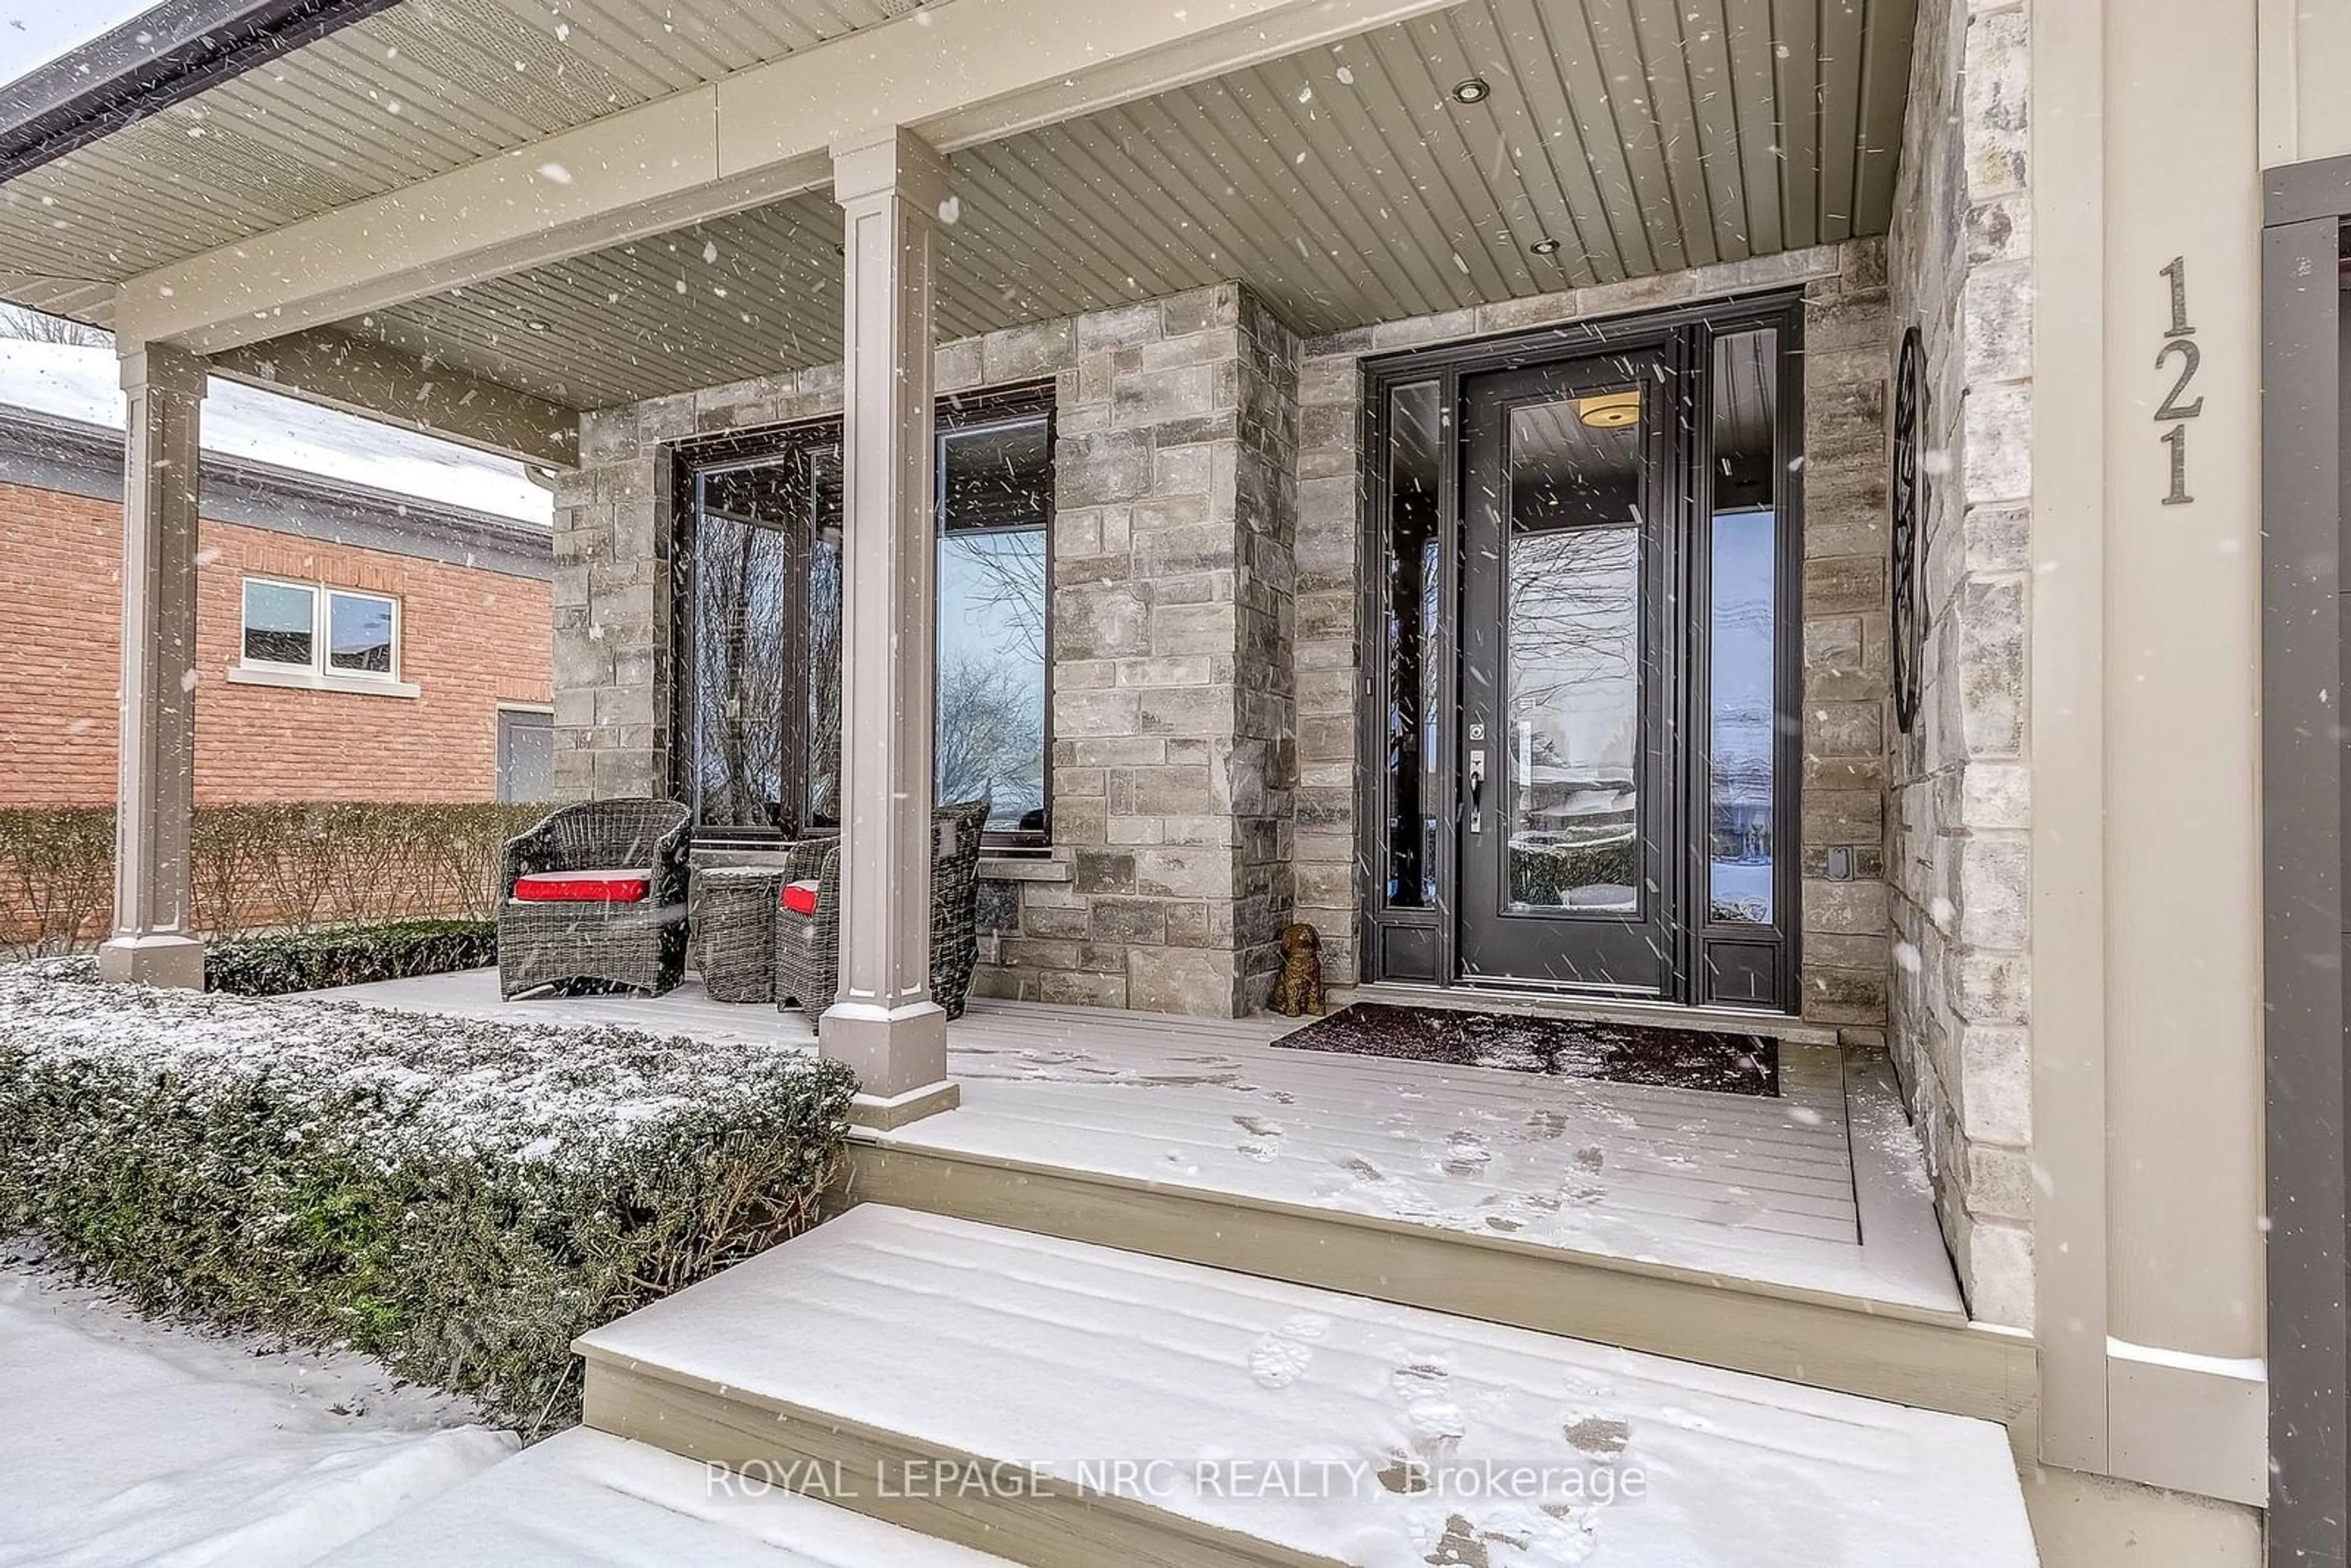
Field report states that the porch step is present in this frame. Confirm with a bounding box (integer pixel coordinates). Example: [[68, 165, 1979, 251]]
[[576, 1205, 2040, 1568], [839, 1047, 2038, 1430], [317, 1427, 1018, 1566]]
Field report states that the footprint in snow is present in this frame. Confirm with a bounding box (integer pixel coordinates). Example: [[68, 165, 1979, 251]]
[[1423, 1513, 1492, 1568], [1571, 1145, 1605, 1174], [1390, 1360, 1466, 1457], [1249, 1326, 1319, 1389], [1234, 1114, 1286, 1162], [1562, 1415, 1631, 1458], [1441, 1133, 1493, 1176]]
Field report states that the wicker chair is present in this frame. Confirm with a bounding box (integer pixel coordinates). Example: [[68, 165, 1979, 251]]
[[498, 799, 692, 999], [774, 798, 991, 1024]]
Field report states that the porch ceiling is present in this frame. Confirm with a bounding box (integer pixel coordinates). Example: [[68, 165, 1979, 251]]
[[328, 0, 1918, 411], [0, 0, 916, 298]]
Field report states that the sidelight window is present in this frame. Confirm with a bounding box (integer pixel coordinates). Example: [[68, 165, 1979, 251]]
[[1381, 379, 1443, 908], [1705, 329, 1781, 926]]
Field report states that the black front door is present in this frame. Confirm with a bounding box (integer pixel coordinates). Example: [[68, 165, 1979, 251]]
[[1455, 353, 1679, 993], [1359, 302, 1802, 1010]]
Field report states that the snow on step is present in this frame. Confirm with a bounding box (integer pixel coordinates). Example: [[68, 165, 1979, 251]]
[[317, 1428, 1018, 1567], [579, 1206, 2039, 1567]]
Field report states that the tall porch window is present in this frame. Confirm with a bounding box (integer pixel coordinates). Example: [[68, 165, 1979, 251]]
[[674, 386, 1053, 846]]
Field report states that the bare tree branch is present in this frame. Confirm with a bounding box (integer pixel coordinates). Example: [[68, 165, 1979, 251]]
[[0, 305, 110, 348]]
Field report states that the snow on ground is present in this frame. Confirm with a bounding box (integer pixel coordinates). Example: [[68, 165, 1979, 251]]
[[0, 1244, 516, 1568], [317, 1429, 1019, 1567], [0, 340, 552, 525]]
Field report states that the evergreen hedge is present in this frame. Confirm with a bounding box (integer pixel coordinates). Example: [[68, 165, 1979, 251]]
[[204, 918, 500, 996], [0, 967, 857, 1431]]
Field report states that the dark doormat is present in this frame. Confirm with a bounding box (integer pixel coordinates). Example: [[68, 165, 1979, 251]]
[[1273, 1002, 1779, 1098]]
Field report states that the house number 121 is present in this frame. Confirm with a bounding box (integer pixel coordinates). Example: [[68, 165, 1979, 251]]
[[2155, 255, 2204, 506]]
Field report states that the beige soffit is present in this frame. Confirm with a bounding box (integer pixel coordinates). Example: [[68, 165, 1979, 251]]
[[0, 0, 920, 288], [331, 0, 1918, 411]]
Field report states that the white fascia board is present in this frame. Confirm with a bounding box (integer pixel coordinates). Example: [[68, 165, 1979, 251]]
[[116, 0, 1469, 354]]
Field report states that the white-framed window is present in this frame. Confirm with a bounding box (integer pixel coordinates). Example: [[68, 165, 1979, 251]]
[[234, 576, 416, 697], [325, 588, 398, 677], [241, 578, 317, 669]]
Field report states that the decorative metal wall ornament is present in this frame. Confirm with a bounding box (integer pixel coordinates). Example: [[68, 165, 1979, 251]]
[[1890, 325, 1927, 735]]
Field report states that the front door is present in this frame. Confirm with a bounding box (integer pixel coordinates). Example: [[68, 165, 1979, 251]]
[[1456, 353, 1678, 993], [1359, 303, 1801, 1011]]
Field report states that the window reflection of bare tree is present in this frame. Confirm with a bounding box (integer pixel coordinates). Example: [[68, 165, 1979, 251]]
[[800, 534, 1040, 830], [1504, 528, 1640, 727], [806, 539, 843, 829], [943, 532, 1047, 664], [936, 655, 1044, 808], [937, 528, 1048, 826], [696, 519, 791, 828]]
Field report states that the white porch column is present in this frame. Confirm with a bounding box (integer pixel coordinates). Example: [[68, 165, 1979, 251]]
[[820, 127, 957, 1127], [98, 342, 207, 989]]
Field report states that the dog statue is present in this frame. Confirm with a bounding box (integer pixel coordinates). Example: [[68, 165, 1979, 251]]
[[1268, 922, 1325, 1017]]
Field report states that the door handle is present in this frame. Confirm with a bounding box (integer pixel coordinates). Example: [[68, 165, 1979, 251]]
[[1467, 748, 1485, 834]]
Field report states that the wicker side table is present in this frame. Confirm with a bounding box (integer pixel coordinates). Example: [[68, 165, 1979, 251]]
[[691, 865, 789, 1003]]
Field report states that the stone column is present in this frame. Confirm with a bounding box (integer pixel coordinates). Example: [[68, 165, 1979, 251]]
[[98, 342, 207, 988], [820, 127, 958, 1126]]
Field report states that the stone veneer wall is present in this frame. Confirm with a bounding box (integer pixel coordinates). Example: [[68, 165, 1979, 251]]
[[1885, 0, 2036, 1329], [557, 257, 1910, 1042], [553, 283, 1299, 1019], [1291, 242, 1897, 1038]]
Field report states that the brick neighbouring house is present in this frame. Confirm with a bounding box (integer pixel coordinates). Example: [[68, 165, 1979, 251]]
[[0, 342, 555, 806]]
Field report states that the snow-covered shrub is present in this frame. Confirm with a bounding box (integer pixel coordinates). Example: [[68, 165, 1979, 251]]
[[0, 969, 855, 1430], [204, 918, 498, 996]]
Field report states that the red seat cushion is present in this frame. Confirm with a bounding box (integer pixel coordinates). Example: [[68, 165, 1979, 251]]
[[780, 880, 820, 917], [512, 869, 650, 903]]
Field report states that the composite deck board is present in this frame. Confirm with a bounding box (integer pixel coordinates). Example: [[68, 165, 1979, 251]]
[[887, 1098, 1861, 1241], [937, 1041, 1860, 1194], [329, 972, 1960, 1314], [576, 1206, 2036, 1568]]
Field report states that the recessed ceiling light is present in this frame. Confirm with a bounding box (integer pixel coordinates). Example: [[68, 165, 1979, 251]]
[[1450, 77, 1491, 105], [1577, 390, 1642, 429], [1529, 237, 1562, 256]]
